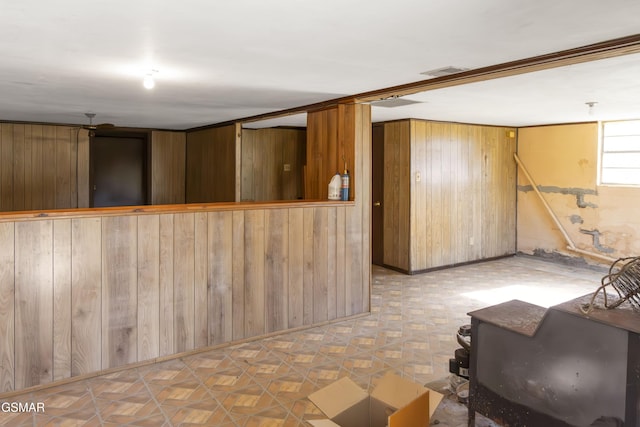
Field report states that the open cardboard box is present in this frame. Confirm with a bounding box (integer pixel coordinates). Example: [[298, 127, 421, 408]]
[[308, 372, 443, 427]]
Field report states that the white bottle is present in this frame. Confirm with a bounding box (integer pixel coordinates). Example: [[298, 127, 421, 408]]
[[328, 173, 341, 200]]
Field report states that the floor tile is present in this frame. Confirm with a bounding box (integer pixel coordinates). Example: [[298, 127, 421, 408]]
[[0, 256, 604, 426]]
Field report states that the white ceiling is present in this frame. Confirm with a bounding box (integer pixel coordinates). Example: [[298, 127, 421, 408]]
[[1, 0, 640, 130]]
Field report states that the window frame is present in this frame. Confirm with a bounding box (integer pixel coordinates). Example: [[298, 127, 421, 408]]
[[598, 119, 640, 187]]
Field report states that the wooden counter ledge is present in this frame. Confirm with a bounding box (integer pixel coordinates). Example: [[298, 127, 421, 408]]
[[0, 199, 355, 222]]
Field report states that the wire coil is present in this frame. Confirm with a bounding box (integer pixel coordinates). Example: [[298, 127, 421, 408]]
[[580, 256, 640, 314]]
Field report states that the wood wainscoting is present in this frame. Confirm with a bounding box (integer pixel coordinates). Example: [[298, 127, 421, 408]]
[[0, 102, 371, 394], [0, 201, 369, 393]]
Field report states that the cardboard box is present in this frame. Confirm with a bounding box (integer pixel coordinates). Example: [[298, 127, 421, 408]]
[[308, 372, 443, 427]]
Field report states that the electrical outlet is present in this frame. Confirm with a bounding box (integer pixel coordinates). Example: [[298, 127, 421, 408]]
[[416, 172, 421, 182], [283, 164, 291, 172]]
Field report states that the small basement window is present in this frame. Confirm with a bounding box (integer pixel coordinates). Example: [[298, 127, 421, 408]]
[[600, 119, 640, 186]]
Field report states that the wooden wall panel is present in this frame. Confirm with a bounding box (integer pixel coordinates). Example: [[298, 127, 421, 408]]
[[338, 104, 357, 200], [453, 125, 469, 263], [282, 129, 306, 201], [302, 207, 314, 325], [42, 126, 56, 209], [0, 124, 89, 212], [151, 131, 186, 205], [411, 120, 427, 267], [441, 124, 454, 265], [241, 128, 306, 201], [13, 125, 25, 211], [379, 119, 517, 272], [326, 207, 337, 321], [54, 127, 72, 209], [469, 126, 483, 261], [306, 108, 338, 200], [0, 223, 15, 392], [357, 105, 372, 313], [264, 209, 288, 333], [0, 102, 372, 393], [306, 105, 358, 201], [194, 212, 208, 348], [346, 198, 363, 317], [76, 129, 90, 208], [382, 121, 411, 271], [312, 207, 329, 323], [241, 130, 256, 202], [102, 216, 138, 369], [30, 125, 44, 210], [1, 124, 14, 211], [71, 218, 102, 376], [0, 123, 184, 211], [258, 130, 280, 201], [429, 124, 444, 267], [158, 214, 175, 356], [335, 206, 346, 319], [0, 200, 372, 392], [403, 120, 516, 272], [208, 211, 233, 344], [53, 220, 72, 381], [173, 213, 195, 352], [287, 208, 304, 328], [244, 210, 265, 338], [480, 127, 517, 258], [231, 211, 245, 340], [186, 125, 237, 203], [15, 220, 53, 389], [23, 126, 33, 211], [137, 215, 160, 361]]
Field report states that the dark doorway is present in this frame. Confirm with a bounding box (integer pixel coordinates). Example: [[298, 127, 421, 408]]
[[90, 132, 148, 207], [372, 124, 384, 266]]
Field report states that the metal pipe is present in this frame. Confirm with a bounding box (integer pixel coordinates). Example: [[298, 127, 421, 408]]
[[514, 153, 617, 264]]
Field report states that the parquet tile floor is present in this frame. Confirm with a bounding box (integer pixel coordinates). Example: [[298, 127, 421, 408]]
[[0, 256, 604, 426]]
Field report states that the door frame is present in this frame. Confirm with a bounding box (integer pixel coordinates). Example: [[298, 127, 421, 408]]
[[371, 124, 385, 266], [89, 128, 151, 208]]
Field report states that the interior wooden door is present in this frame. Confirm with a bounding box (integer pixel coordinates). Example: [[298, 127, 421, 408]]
[[90, 134, 148, 207], [372, 124, 384, 266]]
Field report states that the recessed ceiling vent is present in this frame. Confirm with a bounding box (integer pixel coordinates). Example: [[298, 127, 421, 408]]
[[420, 66, 470, 77], [371, 96, 422, 108]]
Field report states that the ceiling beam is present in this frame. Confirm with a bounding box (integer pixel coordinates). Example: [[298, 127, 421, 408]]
[[190, 33, 640, 131]]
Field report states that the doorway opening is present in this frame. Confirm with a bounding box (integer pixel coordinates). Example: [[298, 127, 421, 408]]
[[89, 130, 149, 208]]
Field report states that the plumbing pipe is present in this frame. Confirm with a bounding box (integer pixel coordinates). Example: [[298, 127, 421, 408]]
[[514, 153, 617, 264]]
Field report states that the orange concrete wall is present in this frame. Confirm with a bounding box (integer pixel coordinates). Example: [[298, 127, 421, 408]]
[[517, 123, 640, 266]]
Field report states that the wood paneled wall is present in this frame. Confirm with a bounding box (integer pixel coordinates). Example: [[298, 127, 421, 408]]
[[0, 124, 188, 211], [375, 119, 516, 273], [382, 121, 411, 271], [241, 128, 306, 201], [305, 105, 356, 200], [411, 120, 516, 271], [0, 204, 368, 392], [0, 124, 90, 211], [186, 124, 240, 203], [0, 102, 372, 393], [151, 131, 186, 205]]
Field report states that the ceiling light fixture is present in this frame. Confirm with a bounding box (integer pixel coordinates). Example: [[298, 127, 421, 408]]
[[585, 101, 598, 115], [143, 70, 158, 90]]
